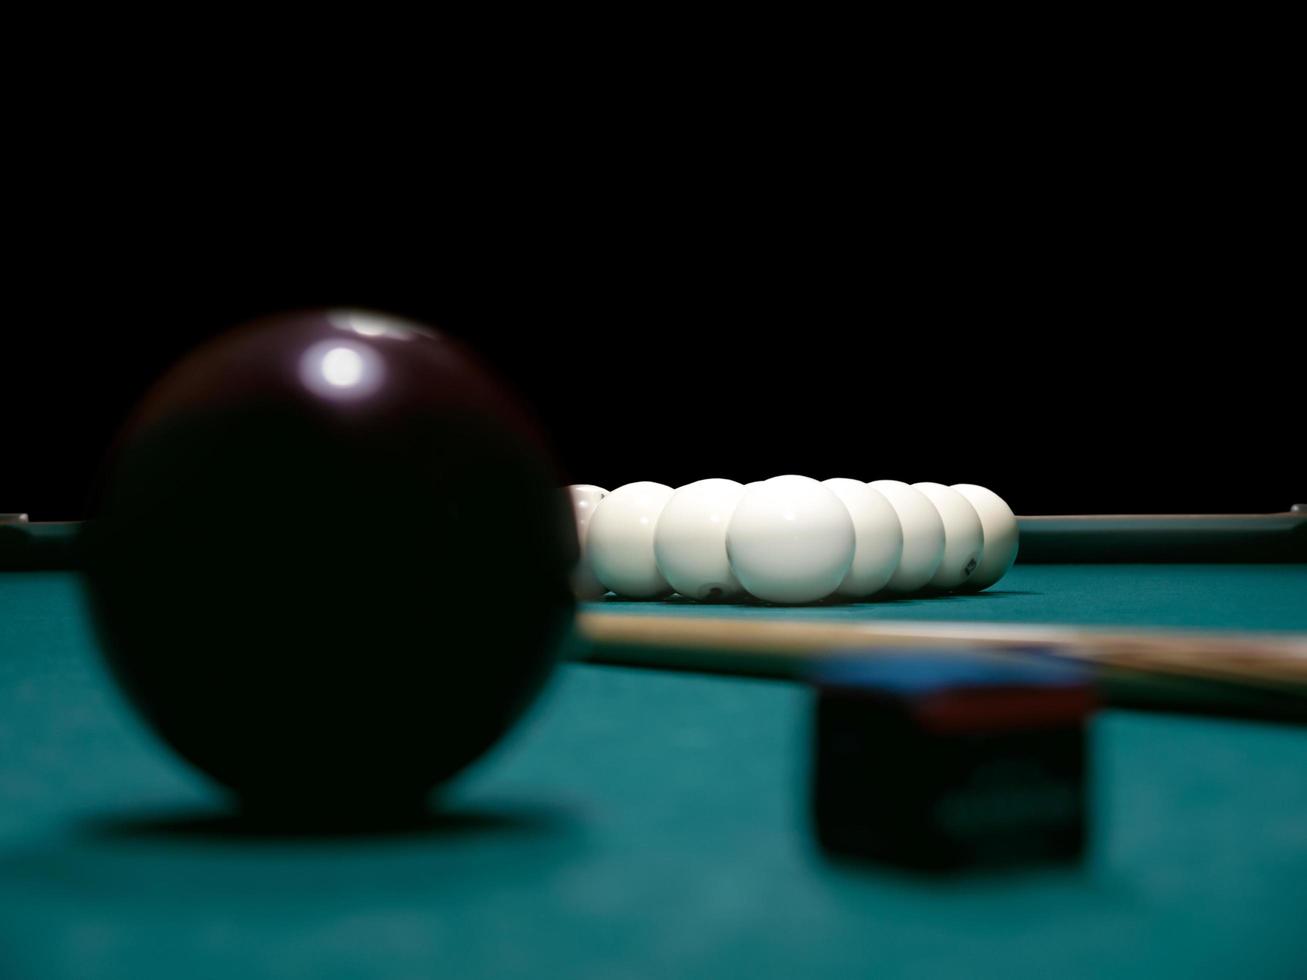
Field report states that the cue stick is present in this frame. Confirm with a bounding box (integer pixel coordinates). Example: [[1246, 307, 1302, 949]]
[[572, 612, 1307, 721]]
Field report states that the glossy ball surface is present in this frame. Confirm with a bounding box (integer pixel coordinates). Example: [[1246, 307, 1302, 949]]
[[822, 479, 903, 598], [912, 482, 986, 591], [867, 481, 946, 594], [587, 482, 675, 598], [951, 484, 1020, 591], [83, 310, 576, 813], [654, 478, 746, 601], [727, 475, 855, 603], [566, 484, 609, 600]]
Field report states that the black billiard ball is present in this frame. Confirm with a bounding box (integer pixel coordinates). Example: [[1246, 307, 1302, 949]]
[[82, 310, 577, 816]]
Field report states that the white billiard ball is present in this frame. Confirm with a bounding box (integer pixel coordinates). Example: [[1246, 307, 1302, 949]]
[[565, 484, 609, 600], [587, 482, 675, 598], [821, 479, 903, 598], [911, 482, 985, 591], [867, 480, 946, 594], [951, 484, 1019, 591], [654, 478, 746, 600], [726, 475, 855, 604]]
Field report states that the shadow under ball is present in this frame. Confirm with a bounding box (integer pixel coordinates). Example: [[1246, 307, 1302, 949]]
[[82, 310, 577, 814]]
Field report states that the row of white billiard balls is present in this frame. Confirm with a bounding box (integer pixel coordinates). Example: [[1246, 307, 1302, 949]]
[[565, 476, 1019, 604]]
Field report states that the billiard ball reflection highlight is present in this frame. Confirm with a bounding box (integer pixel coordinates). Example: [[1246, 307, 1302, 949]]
[[298, 340, 386, 400]]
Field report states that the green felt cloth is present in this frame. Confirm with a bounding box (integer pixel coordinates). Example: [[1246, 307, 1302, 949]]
[[1, 570, 1306, 979], [588, 563, 1307, 633]]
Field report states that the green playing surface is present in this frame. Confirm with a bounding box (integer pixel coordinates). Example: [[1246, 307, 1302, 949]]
[[2, 567, 1305, 979]]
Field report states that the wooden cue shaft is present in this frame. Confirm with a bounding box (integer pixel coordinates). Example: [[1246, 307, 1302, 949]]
[[572, 612, 1307, 694]]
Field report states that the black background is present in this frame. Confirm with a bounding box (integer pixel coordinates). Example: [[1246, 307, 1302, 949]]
[[2, 126, 1300, 520]]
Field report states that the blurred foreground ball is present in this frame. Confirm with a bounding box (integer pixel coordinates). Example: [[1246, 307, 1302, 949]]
[[83, 310, 577, 813]]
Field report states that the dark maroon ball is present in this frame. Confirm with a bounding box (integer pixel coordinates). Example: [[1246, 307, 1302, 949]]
[[83, 310, 577, 815]]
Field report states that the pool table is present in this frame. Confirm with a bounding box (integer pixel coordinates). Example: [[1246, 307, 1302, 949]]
[[2, 562, 1306, 979]]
